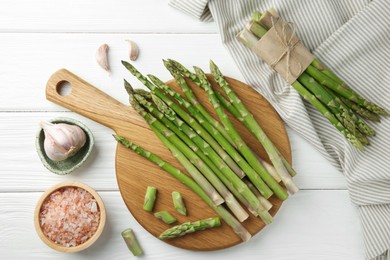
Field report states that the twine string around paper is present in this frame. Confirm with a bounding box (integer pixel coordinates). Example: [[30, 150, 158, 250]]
[[269, 17, 303, 83]]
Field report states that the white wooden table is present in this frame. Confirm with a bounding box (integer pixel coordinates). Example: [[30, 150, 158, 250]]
[[0, 1, 364, 259]]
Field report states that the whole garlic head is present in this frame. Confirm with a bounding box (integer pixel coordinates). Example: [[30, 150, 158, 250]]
[[40, 121, 87, 161]]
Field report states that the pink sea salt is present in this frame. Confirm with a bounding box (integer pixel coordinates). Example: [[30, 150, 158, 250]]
[[39, 186, 100, 247]]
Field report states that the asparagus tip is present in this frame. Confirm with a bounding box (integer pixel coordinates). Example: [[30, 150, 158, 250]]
[[123, 79, 134, 95], [112, 134, 121, 142]]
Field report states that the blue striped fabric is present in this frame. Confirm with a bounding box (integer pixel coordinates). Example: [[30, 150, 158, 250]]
[[169, 0, 389, 259]]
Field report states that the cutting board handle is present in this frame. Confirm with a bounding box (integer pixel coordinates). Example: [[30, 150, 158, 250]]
[[46, 69, 148, 132]]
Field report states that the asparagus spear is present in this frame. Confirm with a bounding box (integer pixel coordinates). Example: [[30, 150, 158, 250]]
[[113, 135, 251, 241], [154, 211, 177, 224], [121, 228, 143, 256], [147, 74, 274, 199], [134, 91, 265, 221], [195, 66, 289, 200], [159, 217, 221, 240], [168, 59, 297, 178], [172, 192, 187, 216], [210, 60, 299, 194], [147, 74, 246, 179], [143, 186, 157, 212]]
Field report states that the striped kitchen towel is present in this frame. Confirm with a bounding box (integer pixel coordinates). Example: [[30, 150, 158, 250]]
[[169, 0, 390, 259]]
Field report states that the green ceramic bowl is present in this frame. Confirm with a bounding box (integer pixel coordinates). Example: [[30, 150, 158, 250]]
[[36, 117, 94, 175]]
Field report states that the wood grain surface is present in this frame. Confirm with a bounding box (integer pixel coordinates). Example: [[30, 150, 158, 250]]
[[46, 68, 291, 250]]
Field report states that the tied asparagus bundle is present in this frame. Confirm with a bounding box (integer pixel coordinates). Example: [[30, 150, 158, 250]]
[[237, 9, 388, 150], [118, 58, 299, 242]]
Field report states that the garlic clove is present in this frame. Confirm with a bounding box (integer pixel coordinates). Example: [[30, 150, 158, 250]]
[[96, 43, 110, 72], [40, 121, 87, 162], [126, 40, 139, 61]]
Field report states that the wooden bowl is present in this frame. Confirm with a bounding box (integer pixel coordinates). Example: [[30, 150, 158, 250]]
[[34, 182, 106, 253]]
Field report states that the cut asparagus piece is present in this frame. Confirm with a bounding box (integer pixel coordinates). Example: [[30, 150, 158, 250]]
[[172, 191, 187, 216], [121, 228, 143, 256], [143, 186, 157, 212], [154, 211, 177, 224], [159, 217, 221, 239], [197, 65, 290, 200], [210, 60, 298, 195], [114, 135, 251, 241]]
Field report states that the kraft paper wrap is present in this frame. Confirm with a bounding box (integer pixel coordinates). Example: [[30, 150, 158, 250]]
[[253, 18, 314, 84]]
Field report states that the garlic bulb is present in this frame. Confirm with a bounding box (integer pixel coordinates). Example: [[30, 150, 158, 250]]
[[40, 121, 87, 161], [96, 43, 110, 72], [126, 40, 139, 61]]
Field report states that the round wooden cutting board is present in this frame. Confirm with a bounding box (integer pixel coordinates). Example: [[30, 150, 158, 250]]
[[46, 69, 291, 251]]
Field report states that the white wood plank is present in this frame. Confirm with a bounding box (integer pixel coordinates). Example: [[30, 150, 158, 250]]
[[0, 112, 344, 192], [0, 190, 364, 259], [0, 33, 240, 111], [0, 0, 216, 33]]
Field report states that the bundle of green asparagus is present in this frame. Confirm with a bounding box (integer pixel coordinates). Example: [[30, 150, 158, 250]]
[[236, 9, 388, 150], [115, 58, 298, 242]]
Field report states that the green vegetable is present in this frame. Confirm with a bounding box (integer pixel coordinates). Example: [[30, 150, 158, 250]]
[[121, 228, 143, 256], [154, 211, 177, 224], [172, 192, 187, 216], [159, 217, 221, 239], [143, 186, 157, 212]]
